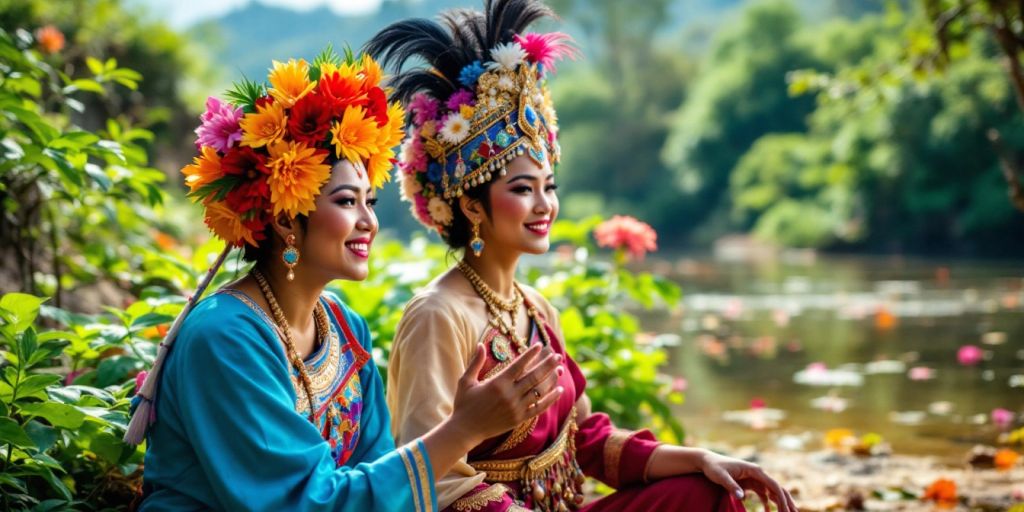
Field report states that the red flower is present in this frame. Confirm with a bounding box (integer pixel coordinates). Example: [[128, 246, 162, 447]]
[[594, 215, 658, 261], [221, 147, 271, 213], [255, 95, 275, 109], [364, 87, 389, 126], [318, 70, 365, 115], [288, 93, 334, 145]]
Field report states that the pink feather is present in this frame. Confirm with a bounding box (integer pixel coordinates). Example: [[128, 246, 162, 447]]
[[514, 32, 580, 73]]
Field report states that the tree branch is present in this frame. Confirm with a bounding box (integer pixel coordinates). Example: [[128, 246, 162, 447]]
[[987, 128, 1024, 212]]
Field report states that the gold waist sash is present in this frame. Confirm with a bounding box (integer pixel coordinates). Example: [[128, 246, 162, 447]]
[[469, 407, 585, 512]]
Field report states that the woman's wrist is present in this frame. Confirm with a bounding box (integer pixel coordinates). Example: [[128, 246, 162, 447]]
[[646, 445, 710, 479]]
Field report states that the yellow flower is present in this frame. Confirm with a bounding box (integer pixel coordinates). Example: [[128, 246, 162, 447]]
[[268, 59, 316, 108], [267, 140, 331, 217], [380, 102, 407, 149], [240, 101, 287, 148], [181, 145, 223, 194], [359, 54, 383, 89], [204, 200, 258, 246], [366, 149, 395, 189], [330, 106, 380, 163], [459, 104, 475, 119]]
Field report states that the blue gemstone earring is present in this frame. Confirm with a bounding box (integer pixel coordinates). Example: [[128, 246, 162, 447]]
[[282, 233, 300, 281], [470, 220, 485, 257]]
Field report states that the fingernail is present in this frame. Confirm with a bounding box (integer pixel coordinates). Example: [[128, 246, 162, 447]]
[[734, 490, 744, 500], [556, 386, 564, 393], [556, 367, 564, 376]]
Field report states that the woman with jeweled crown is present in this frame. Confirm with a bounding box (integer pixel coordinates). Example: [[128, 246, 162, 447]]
[[124, 47, 563, 511], [365, 1, 798, 511]]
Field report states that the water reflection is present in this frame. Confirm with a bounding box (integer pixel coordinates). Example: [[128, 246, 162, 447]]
[[646, 254, 1024, 462]]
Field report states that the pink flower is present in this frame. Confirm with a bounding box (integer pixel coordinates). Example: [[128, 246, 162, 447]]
[[992, 408, 1015, 429], [446, 89, 475, 111], [135, 370, 149, 394], [594, 215, 658, 261], [908, 366, 935, 381], [64, 368, 87, 385], [807, 362, 828, 373], [750, 397, 766, 410], [400, 134, 427, 174], [409, 93, 439, 127], [513, 32, 580, 73], [957, 345, 984, 366], [672, 377, 688, 393], [412, 194, 433, 227], [194, 96, 243, 153]]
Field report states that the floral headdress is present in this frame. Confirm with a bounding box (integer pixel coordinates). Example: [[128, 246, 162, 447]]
[[365, 0, 577, 236], [181, 46, 405, 247]]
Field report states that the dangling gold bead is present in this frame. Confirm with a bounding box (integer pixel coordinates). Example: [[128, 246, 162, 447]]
[[287, 270, 295, 281]]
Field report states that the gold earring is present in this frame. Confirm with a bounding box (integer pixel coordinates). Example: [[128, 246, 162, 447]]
[[470, 219, 484, 257], [282, 234, 300, 281]]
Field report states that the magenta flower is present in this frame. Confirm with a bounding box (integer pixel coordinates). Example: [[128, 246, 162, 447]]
[[445, 89, 475, 111], [513, 32, 580, 73], [992, 408, 1015, 429], [957, 345, 984, 366], [409, 93, 439, 127], [194, 96, 243, 153], [135, 370, 149, 394]]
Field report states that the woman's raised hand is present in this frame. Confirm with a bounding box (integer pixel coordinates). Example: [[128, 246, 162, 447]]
[[450, 343, 564, 443]]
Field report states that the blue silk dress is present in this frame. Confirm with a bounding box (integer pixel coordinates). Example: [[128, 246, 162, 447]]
[[139, 290, 436, 511]]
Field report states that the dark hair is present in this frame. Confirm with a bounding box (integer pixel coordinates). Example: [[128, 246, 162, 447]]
[[241, 215, 309, 263], [445, 181, 494, 250]]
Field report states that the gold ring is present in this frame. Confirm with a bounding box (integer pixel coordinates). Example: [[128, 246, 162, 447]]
[[532, 388, 541, 399]]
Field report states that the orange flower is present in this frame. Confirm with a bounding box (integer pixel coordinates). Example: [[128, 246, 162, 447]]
[[153, 231, 177, 251], [181, 145, 223, 194], [240, 101, 287, 148], [362, 102, 406, 188], [995, 449, 1020, 471], [366, 149, 395, 189], [267, 59, 316, 108], [330, 106, 380, 163], [359, 54, 383, 91], [35, 25, 64, 54], [922, 478, 957, 508], [266, 140, 331, 217], [824, 428, 856, 451], [204, 200, 258, 246]]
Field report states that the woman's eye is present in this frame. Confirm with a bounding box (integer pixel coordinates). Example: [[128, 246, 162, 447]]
[[546, 184, 558, 192], [512, 186, 532, 194], [367, 198, 378, 207], [336, 197, 356, 206]]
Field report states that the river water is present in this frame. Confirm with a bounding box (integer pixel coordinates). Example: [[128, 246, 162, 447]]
[[644, 253, 1024, 463]]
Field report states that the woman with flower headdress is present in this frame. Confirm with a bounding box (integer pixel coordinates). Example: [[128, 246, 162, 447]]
[[365, 1, 798, 511], [124, 47, 563, 511]]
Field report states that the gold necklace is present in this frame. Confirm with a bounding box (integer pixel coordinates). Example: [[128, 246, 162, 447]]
[[457, 260, 532, 350], [252, 267, 327, 421]]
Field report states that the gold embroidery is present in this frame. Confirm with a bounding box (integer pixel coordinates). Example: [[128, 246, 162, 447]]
[[494, 416, 537, 454], [470, 408, 577, 482], [399, 446, 423, 512], [603, 429, 630, 488], [453, 484, 511, 511], [412, 442, 434, 512]]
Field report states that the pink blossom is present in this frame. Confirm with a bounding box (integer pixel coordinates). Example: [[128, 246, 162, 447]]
[[194, 96, 243, 153], [992, 408, 1015, 429], [399, 136, 427, 174], [672, 377, 688, 393], [594, 215, 658, 261], [957, 345, 984, 366], [445, 89, 475, 111], [409, 93, 439, 126], [513, 32, 580, 73], [64, 368, 87, 385], [750, 397, 766, 410], [135, 370, 149, 394], [807, 362, 828, 373], [412, 194, 433, 227], [908, 366, 935, 381]]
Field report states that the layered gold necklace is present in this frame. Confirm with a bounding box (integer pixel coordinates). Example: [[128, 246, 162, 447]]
[[252, 267, 328, 421], [457, 260, 550, 361]]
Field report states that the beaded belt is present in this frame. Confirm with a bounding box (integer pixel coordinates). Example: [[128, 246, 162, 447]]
[[470, 408, 585, 512]]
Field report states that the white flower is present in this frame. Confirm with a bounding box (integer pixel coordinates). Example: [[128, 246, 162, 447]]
[[487, 42, 527, 71], [439, 114, 471, 144], [497, 74, 516, 91], [428, 196, 453, 225], [400, 172, 423, 201]]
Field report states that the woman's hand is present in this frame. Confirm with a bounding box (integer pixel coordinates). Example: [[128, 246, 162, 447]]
[[698, 450, 797, 512], [449, 343, 564, 444]]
